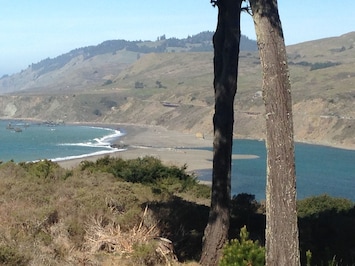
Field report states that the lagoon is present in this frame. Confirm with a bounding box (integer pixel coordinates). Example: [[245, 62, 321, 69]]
[[197, 139, 355, 201]]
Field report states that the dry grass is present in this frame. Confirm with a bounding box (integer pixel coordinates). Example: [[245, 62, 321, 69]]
[[84, 206, 160, 254], [0, 160, 208, 265]]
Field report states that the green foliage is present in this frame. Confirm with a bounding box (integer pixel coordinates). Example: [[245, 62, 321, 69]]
[[0, 245, 30, 266], [231, 193, 259, 216], [155, 80, 167, 88], [131, 241, 162, 266], [135, 81, 144, 89], [186, 183, 211, 199], [310, 61, 341, 71], [298, 195, 355, 265], [289, 60, 341, 71], [99, 97, 117, 109], [18, 160, 68, 180], [102, 79, 113, 86], [219, 226, 265, 266], [93, 109, 102, 116], [229, 194, 264, 241], [306, 250, 312, 266], [297, 194, 354, 218], [80, 156, 197, 194]]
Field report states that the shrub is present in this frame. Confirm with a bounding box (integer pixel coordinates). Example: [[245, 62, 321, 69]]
[[93, 109, 102, 116], [186, 183, 211, 199], [80, 156, 197, 194], [102, 79, 113, 86], [131, 242, 161, 266], [219, 225, 265, 266], [310, 61, 341, 71], [297, 194, 354, 218], [67, 218, 86, 247], [18, 160, 65, 180], [0, 245, 30, 266], [231, 193, 259, 215], [298, 195, 355, 265], [306, 250, 312, 266], [135, 81, 144, 89]]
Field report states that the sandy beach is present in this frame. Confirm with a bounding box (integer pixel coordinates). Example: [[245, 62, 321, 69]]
[[57, 124, 257, 180]]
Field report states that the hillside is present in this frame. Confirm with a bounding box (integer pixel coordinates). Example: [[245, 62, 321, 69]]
[[0, 32, 256, 94], [0, 32, 354, 148]]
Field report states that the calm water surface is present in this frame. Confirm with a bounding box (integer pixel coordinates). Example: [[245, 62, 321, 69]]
[[197, 139, 355, 201]]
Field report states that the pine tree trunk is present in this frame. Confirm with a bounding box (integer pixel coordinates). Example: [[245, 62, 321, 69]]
[[200, 0, 242, 265], [249, 0, 300, 265]]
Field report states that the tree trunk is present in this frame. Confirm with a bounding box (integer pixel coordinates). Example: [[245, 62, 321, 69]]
[[249, 0, 300, 265], [200, 0, 242, 265]]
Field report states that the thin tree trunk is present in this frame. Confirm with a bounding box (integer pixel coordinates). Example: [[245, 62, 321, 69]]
[[200, 0, 242, 265], [249, 0, 300, 265]]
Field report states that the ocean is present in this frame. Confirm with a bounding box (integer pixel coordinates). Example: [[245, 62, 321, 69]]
[[0, 120, 124, 163], [1, 120, 354, 201], [196, 139, 355, 202]]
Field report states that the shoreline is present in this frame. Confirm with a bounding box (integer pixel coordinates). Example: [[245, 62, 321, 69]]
[[56, 123, 257, 181], [57, 123, 215, 179], [2, 118, 354, 151], [1, 119, 354, 181]]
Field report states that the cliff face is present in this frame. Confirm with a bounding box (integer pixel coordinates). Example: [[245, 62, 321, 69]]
[[1, 32, 354, 148]]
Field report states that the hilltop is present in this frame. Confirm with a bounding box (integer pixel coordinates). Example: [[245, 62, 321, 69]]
[[0, 31, 354, 148]]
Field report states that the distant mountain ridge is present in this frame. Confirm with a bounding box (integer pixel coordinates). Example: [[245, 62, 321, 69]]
[[30, 31, 256, 71], [0, 31, 256, 94]]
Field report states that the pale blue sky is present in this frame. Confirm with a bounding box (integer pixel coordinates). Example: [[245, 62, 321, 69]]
[[1, 1, 354, 76]]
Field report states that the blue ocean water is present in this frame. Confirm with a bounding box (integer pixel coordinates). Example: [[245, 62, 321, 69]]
[[197, 139, 355, 202], [0, 120, 124, 162]]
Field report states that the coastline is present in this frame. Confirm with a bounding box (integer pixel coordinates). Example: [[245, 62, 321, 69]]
[[2, 119, 354, 182], [2, 118, 354, 151], [57, 123, 257, 181], [57, 124, 215, 179]]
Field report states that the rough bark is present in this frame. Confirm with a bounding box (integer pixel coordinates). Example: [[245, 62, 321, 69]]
[[200, 0, 242, 265], [249, 0, 300, 265]]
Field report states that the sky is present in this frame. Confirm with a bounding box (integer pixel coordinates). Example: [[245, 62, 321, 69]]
[[1, 1, 354, 77]]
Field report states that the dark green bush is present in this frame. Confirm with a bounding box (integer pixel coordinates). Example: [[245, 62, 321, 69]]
[[231, 193, 259, 216], [297, 194, 354, 218], [310, 61, 341, 71], [18, 160, 65, 179], [80, 156, 197, 194], [298, 195, 355, 265], [102, 79, 113, 86], [93, 109, 102, 116]]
